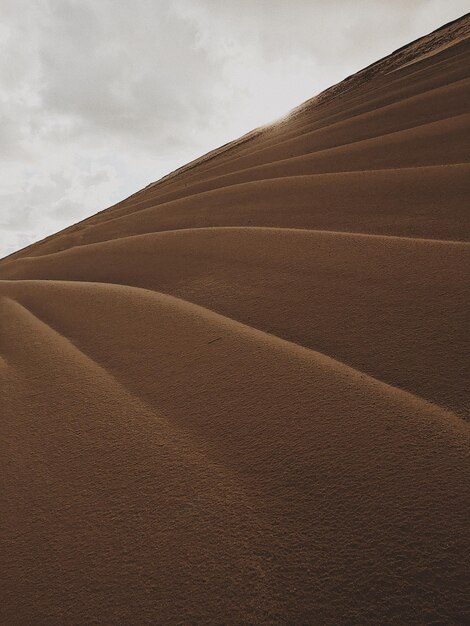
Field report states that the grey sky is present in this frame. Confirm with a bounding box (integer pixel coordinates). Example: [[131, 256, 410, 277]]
[[0, 0, 467, 258]]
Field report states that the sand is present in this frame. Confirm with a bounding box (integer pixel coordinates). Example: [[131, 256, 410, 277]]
[[1, 15, 469, 625]]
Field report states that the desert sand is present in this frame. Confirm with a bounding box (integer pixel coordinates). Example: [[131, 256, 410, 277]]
[[1, 15, 469, 625]]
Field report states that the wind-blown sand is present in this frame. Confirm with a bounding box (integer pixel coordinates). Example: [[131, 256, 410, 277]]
[[1, 15, 469, 625]]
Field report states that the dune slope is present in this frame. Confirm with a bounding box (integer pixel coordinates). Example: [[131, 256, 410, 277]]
[[1, 15, 470, 625]]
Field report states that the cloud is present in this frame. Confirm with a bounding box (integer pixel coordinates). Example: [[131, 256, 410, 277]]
[[0, 0, 468, 258]]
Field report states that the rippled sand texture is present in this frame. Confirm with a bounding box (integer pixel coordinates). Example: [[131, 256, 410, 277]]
[[1, 15, 469, 625]]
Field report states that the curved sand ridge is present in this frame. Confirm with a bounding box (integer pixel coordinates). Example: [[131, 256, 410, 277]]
[[1, 15, 470, 625]]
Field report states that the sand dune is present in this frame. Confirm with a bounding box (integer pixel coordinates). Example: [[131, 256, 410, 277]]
[[1, 15, 469, 625]]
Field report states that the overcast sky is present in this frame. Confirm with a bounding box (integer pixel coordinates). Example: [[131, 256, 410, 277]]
[[0, 0, 467, 258]]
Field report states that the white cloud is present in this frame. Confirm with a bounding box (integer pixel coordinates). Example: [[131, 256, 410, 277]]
[[0, 0, 468, 258]]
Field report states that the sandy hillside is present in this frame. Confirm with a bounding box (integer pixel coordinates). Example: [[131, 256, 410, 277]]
[[1, 14, 469, 625]]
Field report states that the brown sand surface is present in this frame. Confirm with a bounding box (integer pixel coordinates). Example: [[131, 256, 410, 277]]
[[1, 15, 470, 625]]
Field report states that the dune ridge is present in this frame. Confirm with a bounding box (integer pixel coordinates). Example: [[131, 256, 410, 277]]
[[1, 14, 469, 625]]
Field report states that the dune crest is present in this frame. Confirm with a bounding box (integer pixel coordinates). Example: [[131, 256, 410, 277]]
[[1, 15, 469, 625]]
